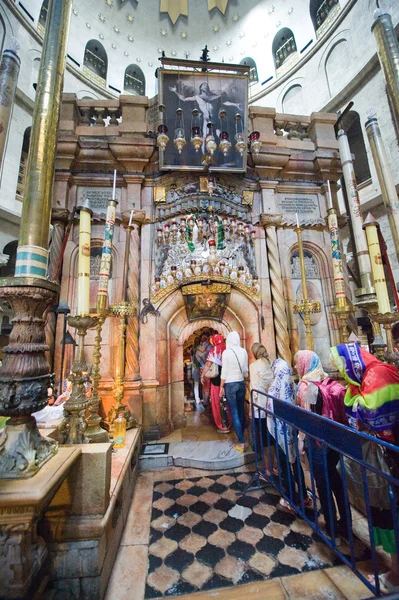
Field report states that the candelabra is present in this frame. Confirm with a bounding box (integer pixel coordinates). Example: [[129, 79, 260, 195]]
[[59, 314, 98, 444], [85, 308, 110, 442], [106, 301, 137, 432], [331, 300, 356, 344], [293, 226, 321, 351]]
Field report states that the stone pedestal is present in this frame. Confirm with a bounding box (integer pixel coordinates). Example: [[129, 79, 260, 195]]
[[0, 447, 80, 599]]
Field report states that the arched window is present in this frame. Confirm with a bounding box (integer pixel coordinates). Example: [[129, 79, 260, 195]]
[[310, 0, 340, 34], [341, 111, 371, 185], [32, 57, 40, 91], [0, 240, 18, 278], [240, 57, 258, 84], [124, 64, 145, 96], [282, 84, 305, 114], [83, 40, 108, 84], [325, 39, 350, 97], [273, 28, 297, 70], [16, 128, 31, 200], [38, 0, 49, 34]]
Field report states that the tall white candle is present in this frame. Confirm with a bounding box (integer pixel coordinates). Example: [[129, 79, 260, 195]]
[[296, 212, 300, 228], [128, 209, 134, 227], [112, 169, 117, 200]]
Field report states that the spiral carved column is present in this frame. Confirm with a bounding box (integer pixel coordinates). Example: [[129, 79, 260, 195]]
[[262, 214, 292, 364], [125, 216, 145, 380]]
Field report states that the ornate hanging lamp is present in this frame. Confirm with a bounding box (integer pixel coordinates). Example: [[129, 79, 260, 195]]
[[173, 107, 186, 154], [249, 130, 262, 155], [234, 112, 246, 156], [190, 108, 202, 152], [205, 121, 217, 156], [157, 104, 169, 151], [218, 110, 231, 156]]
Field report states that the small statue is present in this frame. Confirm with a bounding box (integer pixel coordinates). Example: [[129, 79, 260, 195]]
[[139, 298, 160, 324]]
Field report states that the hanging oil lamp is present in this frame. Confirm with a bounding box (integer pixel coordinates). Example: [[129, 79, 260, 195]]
[[219, 110, 231, 156], [173, 107, 186, 154], [157, 104, 169, 151], [234, 113, 246, 157], [207, 179, 215, 196], [244, 223, 250, 238], [208, 239, 218, 266], [205, 122, 217, 156], [250, 229, 256, 242], [190, 108, 202, 153], [156, 227, 163, 245], [157, 124, 169, 151], [250, 131, 262, 155]]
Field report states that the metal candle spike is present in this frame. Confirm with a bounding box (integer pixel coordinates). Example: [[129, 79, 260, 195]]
[[293, 221, 321, 351]]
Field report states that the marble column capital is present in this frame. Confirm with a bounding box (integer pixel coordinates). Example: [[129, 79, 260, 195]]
[[54, 171, 73, 183], [122, 209, 151, 227], [259, 180, 280, 191], [123, 174, 145, 185], [260, 213, 283, 228], [51, 208, 70, 224]]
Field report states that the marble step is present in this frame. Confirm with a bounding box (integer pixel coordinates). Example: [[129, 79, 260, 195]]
[[139, 440, 255, 471]]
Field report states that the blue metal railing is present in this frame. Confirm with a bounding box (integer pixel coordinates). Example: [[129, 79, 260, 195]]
[[244, 389, 399, 598]]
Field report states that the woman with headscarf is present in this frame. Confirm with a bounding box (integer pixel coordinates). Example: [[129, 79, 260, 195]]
[[196, 333, 212, 405], [220, 331, 249, 452], [249, 343, 274, 466], [269, 358, 309, 512], [331, 343, 399, 590], [296, 349, 349, 543], [203, 334, 231, 433]]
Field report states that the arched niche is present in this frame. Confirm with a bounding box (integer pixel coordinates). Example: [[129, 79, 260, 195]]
[[340, 111, 371, 185], [310, 0, 340, 33], [124, 64, 145, 96], [0, 14, 5, 54], [240, 57, 258, 84], [273, 27, 297, 70], [83, 39, 108, 81], [282, 84, 305, 114], [325, 38, 350, 97], [32, 56, 40, 91]]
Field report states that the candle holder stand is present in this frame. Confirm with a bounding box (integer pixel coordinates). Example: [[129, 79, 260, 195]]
[[293, 226, 321, 351], [85, 309, 110, 443], [370, 312, 399, 367], [105, 301, 137, 434], [331, 300, 356, 344], [59, 314, 98, 444]]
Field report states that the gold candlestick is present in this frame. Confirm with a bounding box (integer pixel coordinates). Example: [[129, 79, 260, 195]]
[[85, 309, 110, 442], [107, 301, 137, 432], [293, 225, 321, 351], [59, 314, 98, 444]]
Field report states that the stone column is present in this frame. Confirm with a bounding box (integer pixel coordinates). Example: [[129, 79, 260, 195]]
[[0, 38, 21, 172], [45, 207, 70, 368], [372, 9, 399, 133], [365, 114, 399, 261], [261, 214, 292, 364], [337, 128, 375, 303]]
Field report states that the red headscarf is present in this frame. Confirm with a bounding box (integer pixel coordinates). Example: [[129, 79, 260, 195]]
[[208, 334, 226, 366]]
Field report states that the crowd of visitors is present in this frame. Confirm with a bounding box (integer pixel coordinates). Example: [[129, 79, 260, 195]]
[[196, 331, 399, 593]]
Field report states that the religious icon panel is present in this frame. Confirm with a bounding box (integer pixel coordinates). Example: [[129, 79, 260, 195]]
[[159, 69, 248, 172]]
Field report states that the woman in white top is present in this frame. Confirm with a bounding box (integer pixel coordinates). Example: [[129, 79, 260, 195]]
[[220, 331, 248, 452], [249, 343, 274, 466]]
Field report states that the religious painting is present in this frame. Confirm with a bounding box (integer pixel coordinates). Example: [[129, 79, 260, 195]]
[[159, 69, 248, 173], [184, 292, 228, 322], [242, 190, 254, 206]]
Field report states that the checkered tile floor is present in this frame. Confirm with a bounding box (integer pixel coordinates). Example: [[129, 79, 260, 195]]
[[144, 471, 369, 597]]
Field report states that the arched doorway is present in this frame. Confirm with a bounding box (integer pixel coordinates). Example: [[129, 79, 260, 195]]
[[140, 286, 262, 440]]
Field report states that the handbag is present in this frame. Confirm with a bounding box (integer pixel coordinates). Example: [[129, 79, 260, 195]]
[[341, 440, 393, 510], [203, 361, 219, 379]]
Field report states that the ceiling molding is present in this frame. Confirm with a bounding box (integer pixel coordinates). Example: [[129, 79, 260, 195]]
[[160, 0, 188, 25]]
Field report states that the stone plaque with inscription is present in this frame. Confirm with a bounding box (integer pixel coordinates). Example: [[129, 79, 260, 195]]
[[278, 194, 320, 221], [77, 187, 122, 212]]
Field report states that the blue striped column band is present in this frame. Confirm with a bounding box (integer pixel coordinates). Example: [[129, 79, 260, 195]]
[[15, 245, 48, 278]]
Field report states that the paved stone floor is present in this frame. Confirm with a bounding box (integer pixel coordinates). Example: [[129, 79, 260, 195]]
[[105, 465, 376, 600]]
